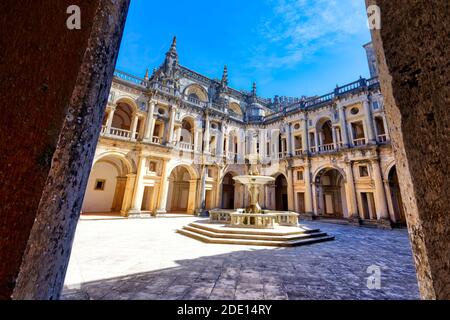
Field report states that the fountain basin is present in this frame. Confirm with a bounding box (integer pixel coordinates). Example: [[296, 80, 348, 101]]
[[233, 175, 275, 185], [210, 209, 299, 229]]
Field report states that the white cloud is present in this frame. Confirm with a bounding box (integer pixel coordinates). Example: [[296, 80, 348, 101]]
[[249, 0, 368, 69]]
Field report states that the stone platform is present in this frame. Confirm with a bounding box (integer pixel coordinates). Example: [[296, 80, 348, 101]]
[[177, 221, 334, 247]]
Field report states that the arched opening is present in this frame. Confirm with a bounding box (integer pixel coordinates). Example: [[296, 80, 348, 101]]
[[221, 173, 236, 209], [388, 166, 406, 225], [375, 116, 387, 142], [112, 102, 133, 131], [82, 155, 130, 214], [166, 165, 196, 214], [351, 121, 366, 146], [229, 102, 243, 116], [177, 117, 195, 150], [275, 174, 288, 211], [317, 119, 334, 149], [184, 84, 208, 103], [315, 168, 347, 219]]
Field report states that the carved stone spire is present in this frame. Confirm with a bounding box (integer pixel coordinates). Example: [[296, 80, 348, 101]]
[[169, 36, 177, 54], [221, 65, 228, 88], [144, 68, 149, 81], [162, 36, 179, 78], [252, 82, 257, 97]]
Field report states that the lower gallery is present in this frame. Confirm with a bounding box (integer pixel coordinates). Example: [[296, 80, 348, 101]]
[[82, 38, 405, 229]]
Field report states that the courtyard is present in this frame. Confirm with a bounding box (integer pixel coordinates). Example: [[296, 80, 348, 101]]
[[62, 216, 419, 300]]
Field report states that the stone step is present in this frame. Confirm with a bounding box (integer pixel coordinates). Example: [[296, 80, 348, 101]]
[[189, 222, 320, 236], [183, 225, 328, 242], [177, 228, 335, 247]]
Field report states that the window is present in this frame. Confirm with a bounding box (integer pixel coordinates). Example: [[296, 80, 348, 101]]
[[351, 107, 360, 115], [359, 165, 369, 177], [94, 179, 106, 191], [294, 123, 301, 130], [297, 170, 304, 181], [149, 161, 157, 172], [372, 101, 380, 110]]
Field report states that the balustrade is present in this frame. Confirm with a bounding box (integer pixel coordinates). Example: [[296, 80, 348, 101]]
[[377, 134, 388, 143], [353, 138, 367, 146], [319, 143, 335, 152], [109, 128, 132, 139]]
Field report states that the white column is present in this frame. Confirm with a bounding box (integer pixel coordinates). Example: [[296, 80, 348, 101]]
[[224, 134, 230, 158], [345, 161, 358, 218], [198, 165, 207, 213], [304, 163, 313, 213], [332, 126, 338, 149], [363, 99, 376, 143], [156, 161, 170, 214], [130, 113, 139, 141], [167, 106, 176, 145], [338, 104, 350, 147], [314, 129, 319, 151], [371, 159, 389, 220], [105, 106, 116, 134], [302, 118, 309, 153], [143, 101, 155, 141], [287, 124, 293, 156], [218, 128, 225, 157], [287, 169, 295, 211], [129, 156, 146, 215], [204, 115, 210, 153]]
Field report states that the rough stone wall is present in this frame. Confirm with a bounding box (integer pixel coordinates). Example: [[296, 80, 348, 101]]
[[366, 0, 449, 299], [0, 0, 130, 299]]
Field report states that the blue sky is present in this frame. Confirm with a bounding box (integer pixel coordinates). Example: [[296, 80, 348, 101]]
[[116, 0, 371, 98]]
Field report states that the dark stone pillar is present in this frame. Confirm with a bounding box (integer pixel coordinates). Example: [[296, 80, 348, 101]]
[[366, 0, 450, 299], [0, 0, 130, 299]]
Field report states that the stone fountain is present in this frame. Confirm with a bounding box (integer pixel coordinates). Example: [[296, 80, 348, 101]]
[[233, 165, 274, 214], [178, 163, 334, 247]]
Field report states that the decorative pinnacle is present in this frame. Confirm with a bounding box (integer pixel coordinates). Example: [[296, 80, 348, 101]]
[[221, 65, 228, 86], [144, 68, 149, 80], [170, 36, 177, 51], [252, 82, 257, 96]]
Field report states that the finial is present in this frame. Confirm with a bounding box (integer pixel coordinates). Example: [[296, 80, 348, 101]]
[[221, 65, 228, 87], [144, 68, 149, 80], [171, 36, 177, 50], [252, 82, 257, 96]]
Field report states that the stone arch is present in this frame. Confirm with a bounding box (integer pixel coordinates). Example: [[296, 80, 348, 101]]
[[314, 167, 348, 218], [229, 102, 243, 115], [82, 152, 134, 214], [313, 165, 347, 184], [183, 84, 208, 102], [178, 115, 196, 145], [93, 151, 135, 174], [272, 172, 288, 211], [165, 163, 198, 214], [384, 159, 397, 180], [114, 95, 139, 112], [314, 116, 334, 129], [387, 165, 406, 225]]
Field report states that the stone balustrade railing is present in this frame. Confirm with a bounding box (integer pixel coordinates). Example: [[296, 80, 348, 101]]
[[209, 209, 299, 229], [353, 138, 367, 146]]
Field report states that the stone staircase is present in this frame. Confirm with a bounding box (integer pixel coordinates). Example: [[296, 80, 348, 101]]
[[177, 222, 334, 247]]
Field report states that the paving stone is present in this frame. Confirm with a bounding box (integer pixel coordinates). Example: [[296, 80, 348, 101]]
[[63, 217, 420, 300]]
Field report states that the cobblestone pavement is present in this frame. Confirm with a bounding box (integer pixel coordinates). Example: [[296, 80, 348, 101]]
[[63, 216, 419, 300]]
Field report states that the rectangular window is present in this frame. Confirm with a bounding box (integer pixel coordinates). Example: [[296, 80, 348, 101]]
[[372, 101, 380, 110], [94, 179, 106, 191], [359, 165, 369, 177], [297, 170, 304, 181]]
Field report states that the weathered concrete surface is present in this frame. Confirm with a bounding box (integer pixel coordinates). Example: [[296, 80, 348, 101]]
[[0, 0, 130, 299], [367, 0, 450, 299]]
